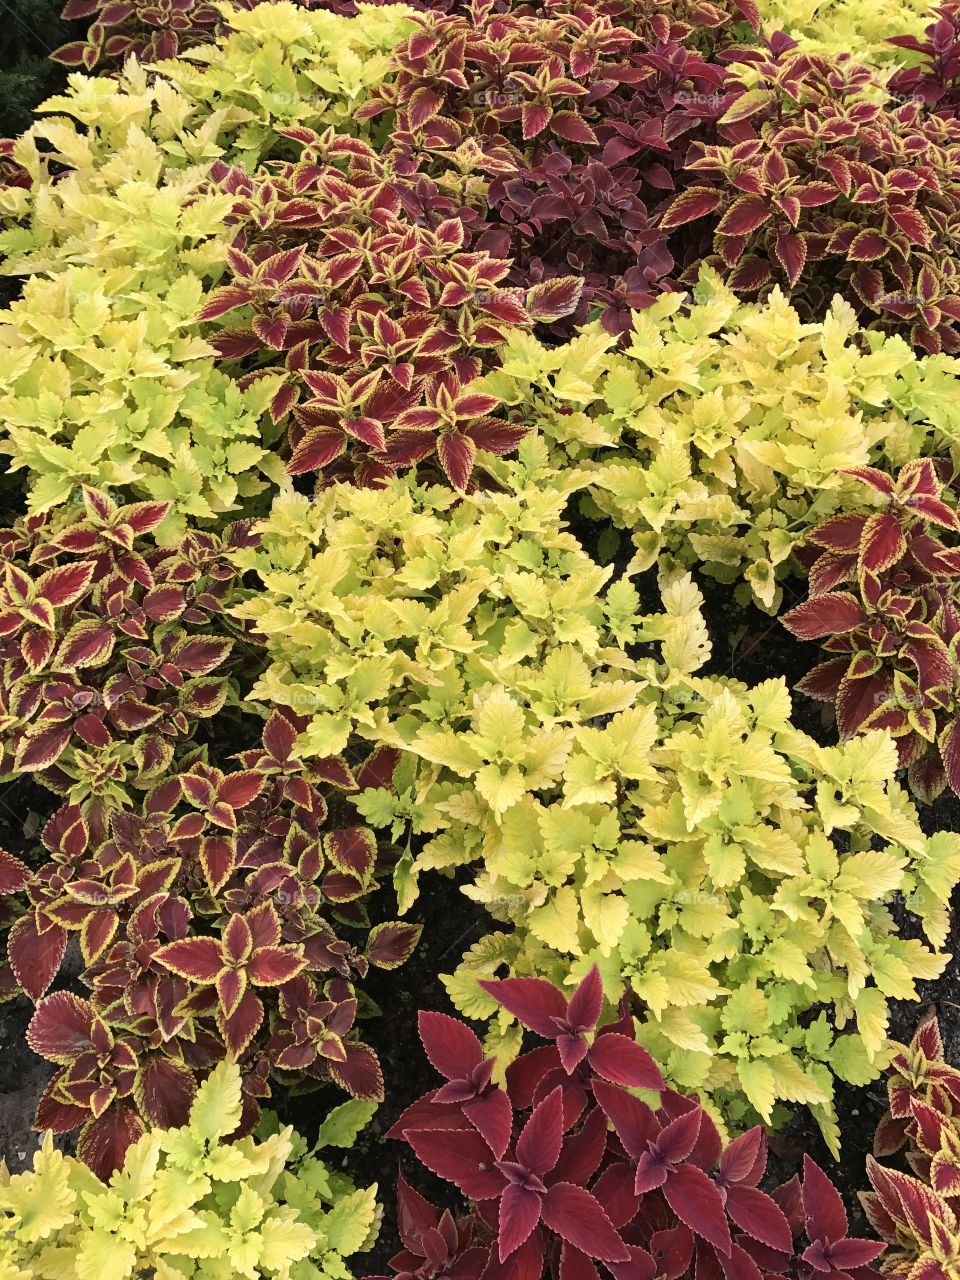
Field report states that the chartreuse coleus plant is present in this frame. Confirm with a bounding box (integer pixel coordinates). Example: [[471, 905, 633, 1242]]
[[0, 1058, 381, 1280], [152, 1, 418, 169], [2, 711, 419, 1177], [759, 0, 931, 59], [0, 104, 286, 539], [0, 489, 252, 829], [229, 441, 644, 766], [861, 1015, 960, 1280], [478, 268, 960, 612], [371, 968, 885, 1280], [403, 659, 960, 1153], [229, 450, 960, 1147]]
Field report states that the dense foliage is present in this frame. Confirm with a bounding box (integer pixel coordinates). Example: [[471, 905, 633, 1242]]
[[383, 969, 887, 1280], [0, 1059, 381, 1278], [3, 0, 960, 1276]]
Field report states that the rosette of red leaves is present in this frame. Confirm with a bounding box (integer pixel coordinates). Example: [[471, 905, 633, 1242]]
[[376, 967, 879, 1280], [12, 715, 420, 1177], [662, 40, 960, 354], [0, 488, 253, 831], [862, 1016, 960, 1280], [202, 128, 580, 491], [781, 460, 960, 801]]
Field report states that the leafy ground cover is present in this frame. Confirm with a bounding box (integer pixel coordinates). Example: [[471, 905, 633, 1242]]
[[5, 1, 960, 1277]]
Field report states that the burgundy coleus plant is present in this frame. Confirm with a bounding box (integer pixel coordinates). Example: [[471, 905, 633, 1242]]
[[357, 0, 759, 337], [887, 2, 960, 115], [381, 967, 880, 1280], [51, 0, 240, 71], [13, 716, 420, 1175], [27, 990, 146, 1179], [662, 40, 960, 354], [872, 1014, 960, 1164], [365, 1174, 490, 1280], [202, 129, 580, 490], [152, 901, 306, 1058], [0, 488, 253, 832], [861, 1017, 960, 1280], [782, 459, 960, 801]]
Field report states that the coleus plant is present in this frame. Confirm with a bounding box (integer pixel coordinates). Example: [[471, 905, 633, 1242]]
[[475, 270, 950, 614], [782, 459, 960, 801], [0, 488, 254, 829], [355, 0, 760, 337], [661, 39, 960, 355], [0, 1061, 380, 1279], [374, 967, 884, 1280], [8, 711, 420, 1177], [887, 1, 960, 114], [202, 128, 580, 490], [862, 1016, 960, 1280], [51, 0, 224, 72]]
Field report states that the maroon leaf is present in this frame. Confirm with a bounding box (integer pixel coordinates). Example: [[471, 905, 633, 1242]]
[[438, 434, 477, 492], [663, 1163, 732, 1257], [661, 188, 723, 229], [587, 1034, 664, 1091], [154, 937, 223, 983], [479, 977, 568, 1038], [418, 1010, 485, 1079], [27, 992, 95, 1062], [516, 1086, 564, 1176], [76, 1104, 146, 1179], [135, 1056, 196, 1128], [406, 1128, 508, 1200], [500, 1185, 543, 1261], [860, 512, 906, 575], [781, 593, 865, 640], [725, 1185, 793, 1253], [328, 1040, 384, 1101], [9, 915, 67, 1001], [541, 1183, 630, 1262], [367, 921, 422, 970], [801, 1156, 847, 1243]]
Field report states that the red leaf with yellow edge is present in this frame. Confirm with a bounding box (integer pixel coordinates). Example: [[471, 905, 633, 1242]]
[[860, 512, 906, 576], [782, 593, 865, 640], [77, 1104, 146, 1179], [154, 937, 223, 983], [8, 913, 66, 1001], [27, 991, 97, 1062]]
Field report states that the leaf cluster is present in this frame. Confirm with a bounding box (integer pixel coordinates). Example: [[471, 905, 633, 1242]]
[[0, 488, 252, 825], [0, 1058, 380, 1280], [1, 709, 419, 1175], [663, 40, 960, 355], [480, 269, 959, 612], [376, 968, 884, 1280], [201, 127, 580, 491], [783, 459, 960, 802], [862, 1016, 960, 1280], [354, 0, 760, 338]]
